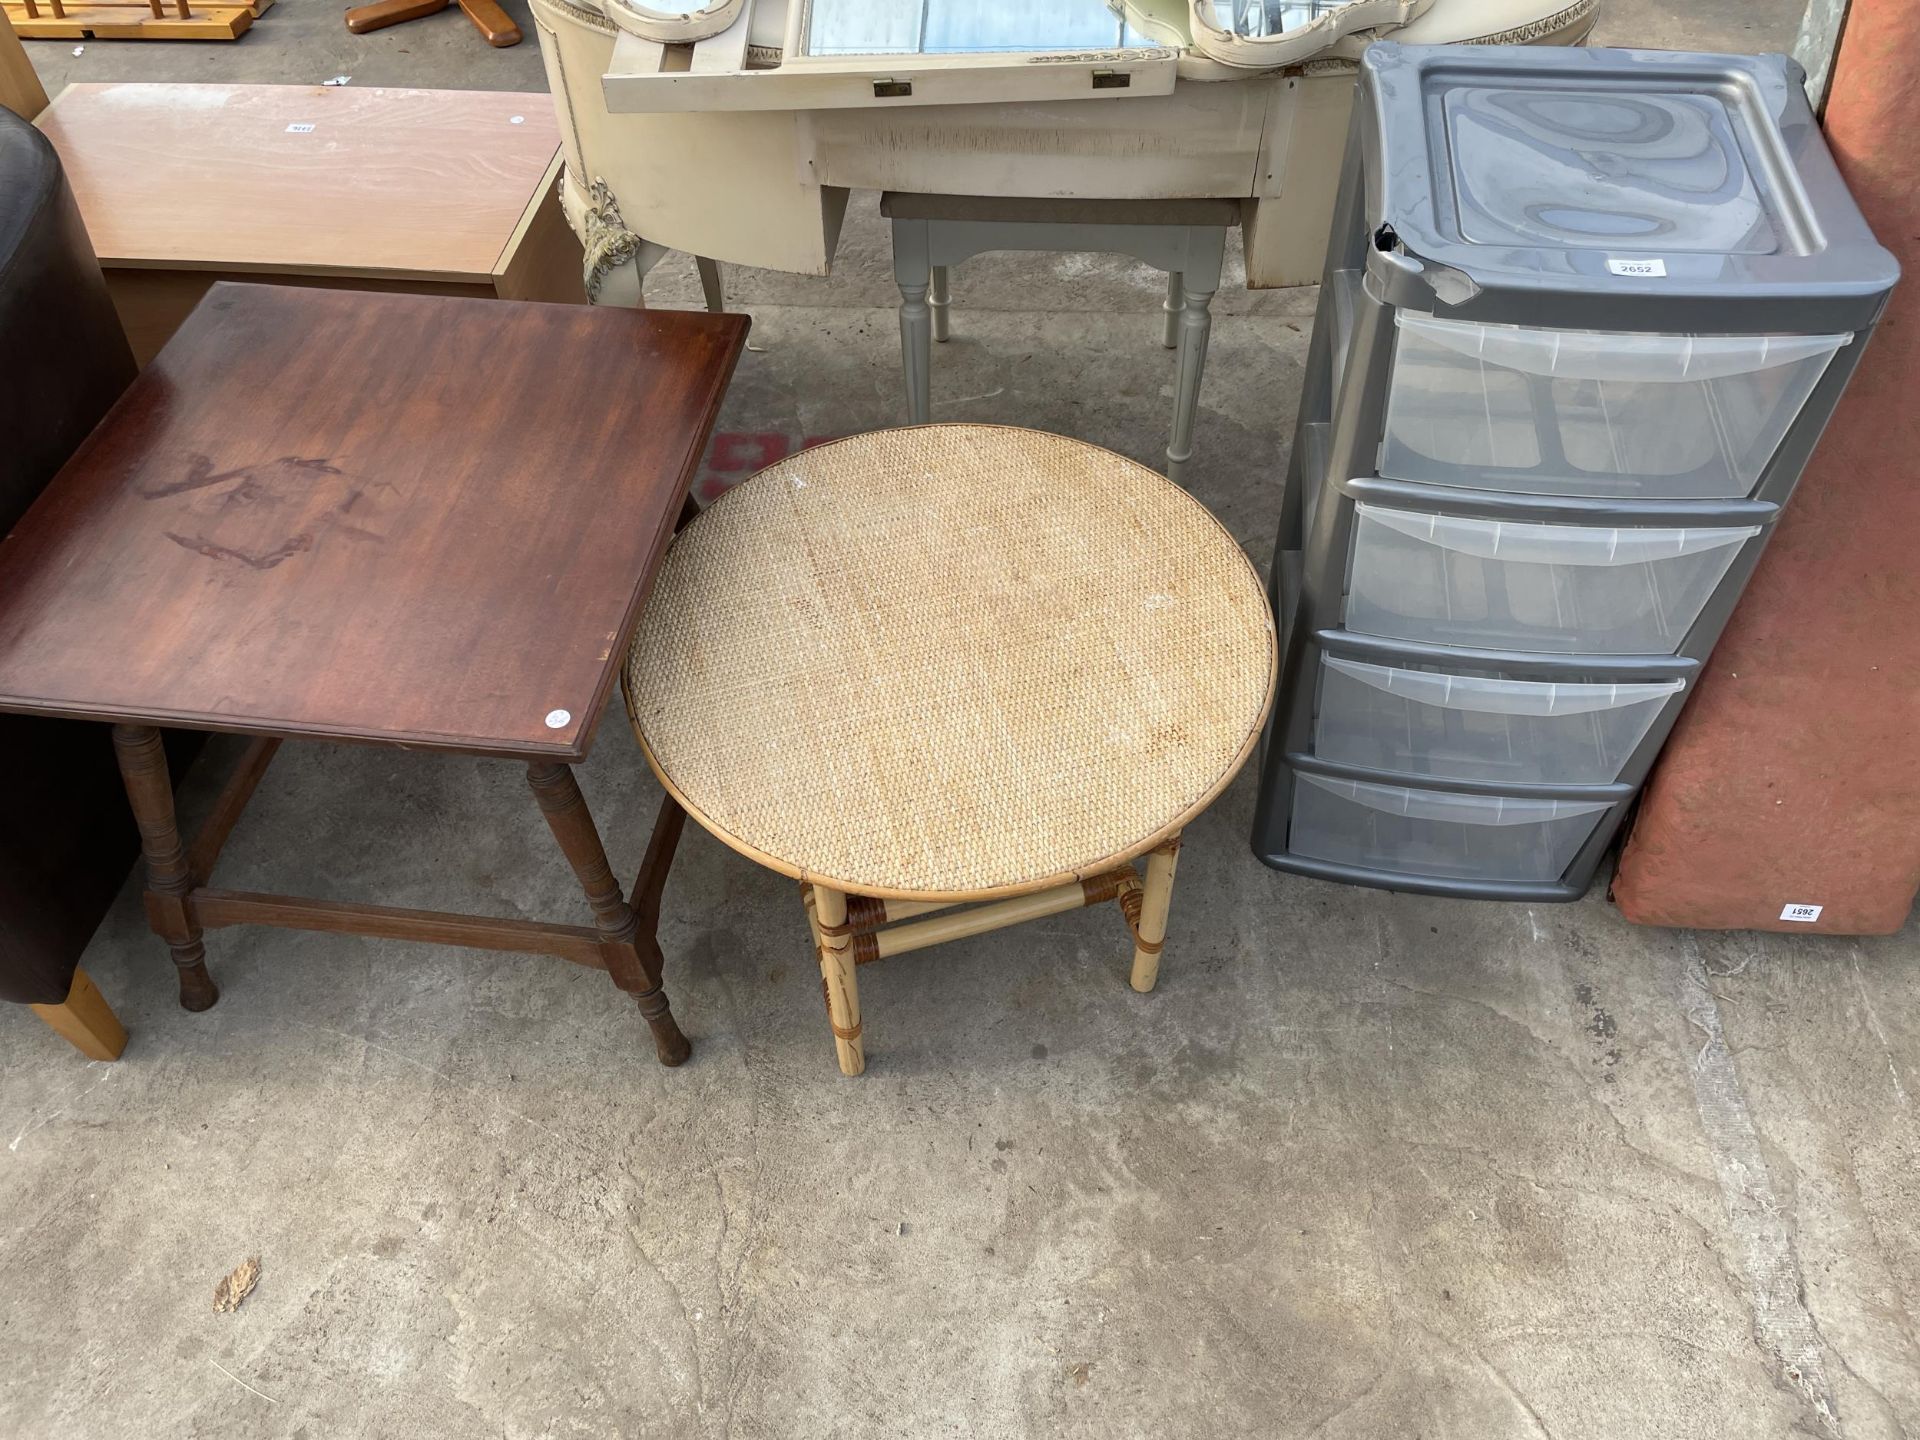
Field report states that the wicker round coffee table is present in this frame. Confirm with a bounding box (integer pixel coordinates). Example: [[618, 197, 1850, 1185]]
[[625, 424, 1275, 1074]]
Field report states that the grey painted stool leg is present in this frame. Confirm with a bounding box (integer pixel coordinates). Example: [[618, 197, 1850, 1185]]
[[1161, 271, 1182, 349], [930, 265, 951, 343], [1167, 281, 1217, 485], [893, 219, 934, 423], [696, 256, 726, 314], [1166, 227, 1227, 484]]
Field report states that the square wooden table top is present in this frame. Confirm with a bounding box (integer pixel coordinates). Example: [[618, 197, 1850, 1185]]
[[0, 284, 748, 760], [36, 84, 563, 284]]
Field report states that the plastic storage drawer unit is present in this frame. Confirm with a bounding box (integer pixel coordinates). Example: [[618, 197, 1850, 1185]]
[[1380, 317, 1851, 499], [1290, 775, 1613, 883], [1313, 656, 1684, 785], [1253, 43, 1898, 901], [1344, 505, 1759, 654]]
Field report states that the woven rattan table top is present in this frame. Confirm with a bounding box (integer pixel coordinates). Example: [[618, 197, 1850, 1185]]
[[625, 425, 1276, 901]]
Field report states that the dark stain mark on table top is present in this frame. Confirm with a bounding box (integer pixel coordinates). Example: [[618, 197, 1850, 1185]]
[[0, 284, 748, 759]]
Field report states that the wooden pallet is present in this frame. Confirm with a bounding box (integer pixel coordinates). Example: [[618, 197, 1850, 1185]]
[[4, 0, 270, 40]]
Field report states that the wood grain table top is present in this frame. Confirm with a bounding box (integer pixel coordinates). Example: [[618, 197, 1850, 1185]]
[[0, 284, 748, 760], [36, 85, 562, 282]]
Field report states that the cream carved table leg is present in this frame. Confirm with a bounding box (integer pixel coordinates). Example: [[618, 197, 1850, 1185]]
[[1161, 271, 1183, 349], [930, 265, 951, 343], [1129, 837, 1181, 993], [810, 884, 865, 1076], [573, 176, 672, 310]]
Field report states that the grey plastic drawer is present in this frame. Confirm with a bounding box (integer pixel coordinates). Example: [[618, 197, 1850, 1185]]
[[1380, 315, 1848, 500], [1314, 656, 1684, 784], [1290, 774, 1611, 883], [1344, 504, 1759, 655]]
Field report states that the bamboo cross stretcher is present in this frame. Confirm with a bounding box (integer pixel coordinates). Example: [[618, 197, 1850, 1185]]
[[799, 840, 1182, 1076], [5, 0, 269, 40]]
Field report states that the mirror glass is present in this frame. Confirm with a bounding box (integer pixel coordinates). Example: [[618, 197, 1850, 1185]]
[[1209, 0, 1366, 37], [803, 0, 1166, 57]]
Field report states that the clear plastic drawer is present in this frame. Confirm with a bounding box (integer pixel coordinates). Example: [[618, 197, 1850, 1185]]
[[1314, 656, 1684, 784], [1344, 505, 1759, 654], [1381, 315, 1848, 499], [1290, 774, 1611, 883]]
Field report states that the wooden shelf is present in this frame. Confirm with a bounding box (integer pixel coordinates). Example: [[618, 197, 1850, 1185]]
[[3, 0, 271, 41]]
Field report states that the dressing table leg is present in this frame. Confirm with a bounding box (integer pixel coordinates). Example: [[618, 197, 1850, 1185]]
[[1162, 271, 1183, 349], [696, 256, 726, 314]]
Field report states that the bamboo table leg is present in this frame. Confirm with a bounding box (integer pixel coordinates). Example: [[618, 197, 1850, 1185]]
[[527, 762, 692, 1067], [811, 884, 864, 1076], [113, 724, 219, 1012], [1129, 836, 1180, 993]]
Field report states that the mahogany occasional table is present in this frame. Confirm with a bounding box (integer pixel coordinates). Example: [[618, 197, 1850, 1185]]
[[0, 284, 747, 1066]]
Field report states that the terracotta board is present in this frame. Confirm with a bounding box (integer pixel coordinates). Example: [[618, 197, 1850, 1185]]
[[1612, 0, 1919, 935]]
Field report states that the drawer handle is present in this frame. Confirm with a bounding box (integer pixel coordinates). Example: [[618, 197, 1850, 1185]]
[[1300, 774, 1612, 827], [1395, 313, 1850, 384], [1324, 658, 1684, 717], [1358, 506, 1760, 567]]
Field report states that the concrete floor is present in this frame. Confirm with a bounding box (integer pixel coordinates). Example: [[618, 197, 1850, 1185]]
[[7, 3, 1919, 1438]]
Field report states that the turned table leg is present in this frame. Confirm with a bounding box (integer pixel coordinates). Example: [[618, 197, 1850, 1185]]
[[112, 724, 218, 1012], [527, 761, 691, 1067], [1161, 271, 1183, 350], [892, 218, 934, 424], [1129, 836, 1181, 994], [1165, 282, 1216, 485]]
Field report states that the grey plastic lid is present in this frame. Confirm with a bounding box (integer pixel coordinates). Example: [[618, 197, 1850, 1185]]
[[1360, 44, 1900, 330]]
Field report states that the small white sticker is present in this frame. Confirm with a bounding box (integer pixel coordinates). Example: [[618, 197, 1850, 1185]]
[[509, 114, 526, 124], [1779, 903, 1824, 923], [285, 122, 317, 134], [544, 709, 572, 730], [1607, 257, 1668, 278]]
